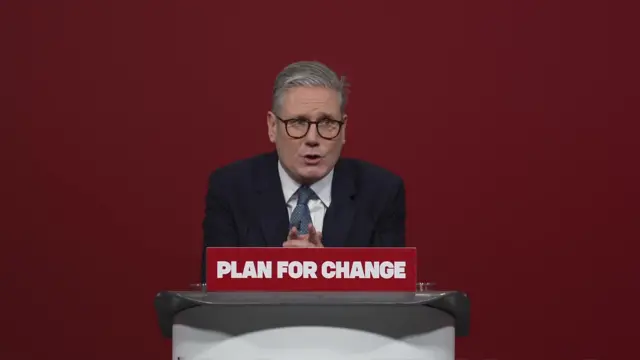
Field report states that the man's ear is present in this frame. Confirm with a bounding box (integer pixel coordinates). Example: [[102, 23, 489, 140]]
[[341, 114, 348, 144], [267, 111, 277, 143]]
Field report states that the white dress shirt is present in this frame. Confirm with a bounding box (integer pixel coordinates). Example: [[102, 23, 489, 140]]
[[278, 161, 333, 232]]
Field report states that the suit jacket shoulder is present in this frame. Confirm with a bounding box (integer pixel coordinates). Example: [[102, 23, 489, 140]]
[[337, 157, 404, 193], [206, 152, 279, 194]]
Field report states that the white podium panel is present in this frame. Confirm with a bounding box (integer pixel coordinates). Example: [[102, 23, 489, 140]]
[[155, 291, 469, 360]]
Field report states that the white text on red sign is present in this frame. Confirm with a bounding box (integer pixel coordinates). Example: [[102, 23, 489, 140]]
[[216, 261, 407, 279]]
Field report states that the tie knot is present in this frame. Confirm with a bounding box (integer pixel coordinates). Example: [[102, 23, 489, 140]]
[[296, 185, 315, 205]]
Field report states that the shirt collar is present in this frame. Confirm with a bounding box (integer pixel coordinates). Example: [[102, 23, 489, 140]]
[[278, 161, 333, 207]]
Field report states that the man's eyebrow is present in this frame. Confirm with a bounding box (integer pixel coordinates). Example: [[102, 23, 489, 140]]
[[315, 112, 340, 120], [289, 113, 340, 121]]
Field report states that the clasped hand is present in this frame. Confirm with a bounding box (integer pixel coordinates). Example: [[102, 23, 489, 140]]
[[282, 224, 323, 248]]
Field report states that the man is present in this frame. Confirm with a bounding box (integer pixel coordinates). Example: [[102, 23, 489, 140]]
[[201, 61, 405, 281]]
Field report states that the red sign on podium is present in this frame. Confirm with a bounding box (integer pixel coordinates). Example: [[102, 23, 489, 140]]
[[206, 247, 417, 292]]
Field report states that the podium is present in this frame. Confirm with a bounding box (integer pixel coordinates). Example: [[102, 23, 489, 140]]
[[154, 289, 470, 360]]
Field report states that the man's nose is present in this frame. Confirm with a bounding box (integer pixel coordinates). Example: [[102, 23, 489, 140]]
[[304, 124, 320, 146]]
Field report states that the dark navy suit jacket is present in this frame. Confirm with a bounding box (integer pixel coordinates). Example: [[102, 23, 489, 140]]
[[201, 151, 406, 282]]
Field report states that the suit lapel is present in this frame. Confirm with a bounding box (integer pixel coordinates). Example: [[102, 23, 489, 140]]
[[322, 159, 357, 247], [254, 152, 290, 246]]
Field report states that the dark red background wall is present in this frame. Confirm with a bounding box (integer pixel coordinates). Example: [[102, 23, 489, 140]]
[[2, 1, 638, 359]]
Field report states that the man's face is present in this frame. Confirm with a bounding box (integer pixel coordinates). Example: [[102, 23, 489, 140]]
[[267, 86, 347, 184]]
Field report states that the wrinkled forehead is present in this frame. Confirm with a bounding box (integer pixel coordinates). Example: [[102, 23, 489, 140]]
[[279, 87, 342, 119]]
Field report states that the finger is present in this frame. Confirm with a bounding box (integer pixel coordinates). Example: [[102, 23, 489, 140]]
[[308, 225, 321, 245], [283, 239, 313, 248], [288, 226, 299, 240], [311, 232, 323, 247]]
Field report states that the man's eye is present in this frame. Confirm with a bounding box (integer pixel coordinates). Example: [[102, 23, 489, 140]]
[[287, 119, 308, 128], [320, 120, 338, 126]]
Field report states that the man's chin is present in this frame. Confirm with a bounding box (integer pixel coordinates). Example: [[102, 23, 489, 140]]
[[297, 166, 328, 183]]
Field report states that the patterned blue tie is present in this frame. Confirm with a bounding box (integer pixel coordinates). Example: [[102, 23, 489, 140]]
[[289, 185, 315, 235]]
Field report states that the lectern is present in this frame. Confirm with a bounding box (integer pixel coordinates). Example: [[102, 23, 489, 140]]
[[154, 289, 470, 360]]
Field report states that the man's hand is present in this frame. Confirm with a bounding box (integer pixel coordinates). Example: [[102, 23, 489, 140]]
[[283, 224, 324, 248]]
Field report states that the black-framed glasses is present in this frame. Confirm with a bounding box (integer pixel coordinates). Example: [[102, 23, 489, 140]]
[[274, 114, 344, 140]]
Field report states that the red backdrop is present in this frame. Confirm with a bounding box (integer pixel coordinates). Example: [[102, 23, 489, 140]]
[[2, 1, 639, 359]]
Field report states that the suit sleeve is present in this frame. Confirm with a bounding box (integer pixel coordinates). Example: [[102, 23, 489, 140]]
[[201, 170, 239, 283], [371, 178, 406, 247]]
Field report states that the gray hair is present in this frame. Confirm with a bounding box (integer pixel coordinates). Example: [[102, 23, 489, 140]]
[[272, 61, 349, 115]]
